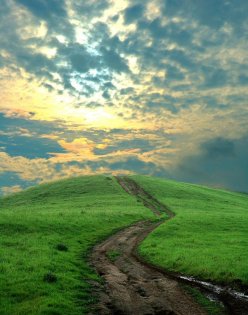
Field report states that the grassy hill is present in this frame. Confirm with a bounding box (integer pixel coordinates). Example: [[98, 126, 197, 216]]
[[134, 175, 248, 287], [1, 175, 248, 314], [0, 176, 154, 315]]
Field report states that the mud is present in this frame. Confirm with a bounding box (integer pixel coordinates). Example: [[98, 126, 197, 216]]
[[179, 276, 248, 315], [90, 177, 207, 314], [89, 176, 248, 315], [91, 219, 209, 315]]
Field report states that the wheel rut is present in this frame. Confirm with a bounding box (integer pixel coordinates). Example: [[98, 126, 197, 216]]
[[89, 176, 207, 315]]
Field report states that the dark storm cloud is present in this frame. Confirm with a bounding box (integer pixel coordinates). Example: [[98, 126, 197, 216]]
[[175, 136, 248, 192], [201, 138, 235, 158]]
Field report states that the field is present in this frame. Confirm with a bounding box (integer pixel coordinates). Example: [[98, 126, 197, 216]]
[[1, 175, 248, 314], [0, 176, 154, 315], [134, 175, 248, 287]]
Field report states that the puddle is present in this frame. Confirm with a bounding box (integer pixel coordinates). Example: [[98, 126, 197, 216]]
[[180, 275, 248, 301]]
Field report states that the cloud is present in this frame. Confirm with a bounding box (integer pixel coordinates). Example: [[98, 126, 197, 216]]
[[69, 53, 98, 73], [201, 138, 235, 158], [100, 47, 129, 73], [124, 4, 144, 24], [53, 137, 96, 162], [70, 0, 110, 20], [0, 152, 57, 182], [0, 113, 64, 138], [1, 185, 22, 196], [110, 156, 154, 173], [0, 149, 150, 194], [0, 132, 66, 159], [174, 136, 248, 192], [15, 0, 72, 36], [15, 0, 67, 20], [1, 0, 248, 193], [0, 171, 32, 190], [161, 0, 248, 31], [94, 138, 154, 155]]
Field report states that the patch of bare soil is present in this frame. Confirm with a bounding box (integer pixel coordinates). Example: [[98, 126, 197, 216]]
[[89, 176, 207, 314], [91, 219, 209, 315]]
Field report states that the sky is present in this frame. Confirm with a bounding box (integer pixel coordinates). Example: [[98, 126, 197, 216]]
[[0, 0, 248, 195]]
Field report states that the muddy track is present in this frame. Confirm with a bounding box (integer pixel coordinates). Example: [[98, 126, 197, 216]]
[[90, 176, 248, 315], [90, 176, 207, 315]]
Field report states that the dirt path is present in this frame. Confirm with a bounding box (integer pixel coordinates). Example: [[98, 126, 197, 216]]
[[90, 176, 207, 315]]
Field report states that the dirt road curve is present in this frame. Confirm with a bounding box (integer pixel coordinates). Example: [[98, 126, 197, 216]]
[[90, 177, 207, 315]]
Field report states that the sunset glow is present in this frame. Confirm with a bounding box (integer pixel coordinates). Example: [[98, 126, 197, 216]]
[[1, 0, 248, 194]]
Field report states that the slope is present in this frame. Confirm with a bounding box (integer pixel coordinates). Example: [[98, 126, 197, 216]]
[[0, 176, 154, 315], [134, 175, 248, 287]]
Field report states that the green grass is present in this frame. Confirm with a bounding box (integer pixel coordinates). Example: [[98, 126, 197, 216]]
[[1, 174, 248, 314], [0, 176, 154, 315], [106, 249, 121, 262], [134, 175, 248, 287]]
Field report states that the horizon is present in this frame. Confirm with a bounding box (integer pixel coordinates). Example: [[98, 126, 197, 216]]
[[2, 174, 248, 198], [1, 0, 248, 195]]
